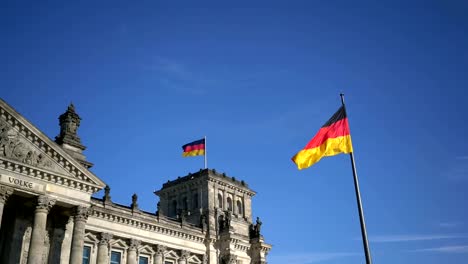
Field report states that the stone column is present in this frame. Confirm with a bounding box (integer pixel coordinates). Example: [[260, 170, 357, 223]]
[[178, 250, 189, 264], [155, 245, 166, 264], [127, 239, 141, 264], [69, 206, 91, 264], [27, 195, 56, 264], [0, 186, 13, 229], [96, 233, 113, 264]]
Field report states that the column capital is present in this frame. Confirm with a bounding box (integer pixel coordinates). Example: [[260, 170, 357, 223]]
[[99, 232, 113, 245], [74, 205, 91, 222], [36, 195, 56, 212], [0, 185, 13, 203], [128, 238, 141, 251], [156, 245, 167, 255], [180, 250, 190, 260]]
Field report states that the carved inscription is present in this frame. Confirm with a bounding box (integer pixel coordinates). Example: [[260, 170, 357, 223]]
[[9, 176, 33, 189], [0, 175, 44, 192]]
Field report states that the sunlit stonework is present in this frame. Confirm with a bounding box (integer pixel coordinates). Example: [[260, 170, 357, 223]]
[[0, 99, 271, 264]]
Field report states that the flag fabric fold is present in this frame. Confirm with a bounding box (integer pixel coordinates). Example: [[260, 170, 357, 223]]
[[182, 138, 205, 157], [292, 106, 353, 170]]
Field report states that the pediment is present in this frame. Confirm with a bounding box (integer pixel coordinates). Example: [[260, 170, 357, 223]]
[[138, 245, 155, 254], [0, 99, 105, 194], [110, 238, 128, 249], [188, 255, 202, 264], [164, 250, 180, 259]]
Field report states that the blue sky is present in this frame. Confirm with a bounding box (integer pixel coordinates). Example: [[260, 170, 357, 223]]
[[1, 0, 468, 263]]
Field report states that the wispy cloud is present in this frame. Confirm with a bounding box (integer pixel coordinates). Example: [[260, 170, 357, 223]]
[[411, 245, 468, 253], [439, 222, 461, 228], [370, 234, 467, 243], [268, 252, 358, 264], [151, 57, 217, 95]]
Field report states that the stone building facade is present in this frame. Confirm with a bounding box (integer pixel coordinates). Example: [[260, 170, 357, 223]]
[[0, 99, 271, 264]]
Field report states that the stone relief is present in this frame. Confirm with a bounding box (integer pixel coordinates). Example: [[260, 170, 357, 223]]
[[0, 117, 52, 169], [0, 185, 13, 203], [220, 253, 237, 264], [41, 230, 50, 264], [20, 226, 32, 264]]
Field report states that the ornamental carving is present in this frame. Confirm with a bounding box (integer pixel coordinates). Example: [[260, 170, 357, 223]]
[[74, 205, 91, 221], [36, 195, 56, 212], [180, 250, 190, 260], [128, 239, 141, 251], [99, 233, 113, 245], [156, 245, 167, 255], [220, 253, 237, 264], [0, 185, 13, 203], [0, 117, 52, 169]]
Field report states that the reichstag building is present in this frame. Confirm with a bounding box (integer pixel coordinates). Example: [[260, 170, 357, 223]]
[[0, 99, 271, 264]]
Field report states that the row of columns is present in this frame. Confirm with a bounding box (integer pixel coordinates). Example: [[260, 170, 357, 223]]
[[0, 187, 89, 264], [95, 234, 195, 264], [0, 187, 207, 264]]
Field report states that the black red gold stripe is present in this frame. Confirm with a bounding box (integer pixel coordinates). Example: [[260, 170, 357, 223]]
[[182, 139, 205, 157], [292, 106, 353, 170]]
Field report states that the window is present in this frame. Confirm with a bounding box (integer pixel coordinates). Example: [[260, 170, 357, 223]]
[[218, 193, 223, 208], [110, 251, 121, 264], [165, 261, 175, 264], [237, 200, 243, 215], [139, 256, 149, 264], [82, 246, 91, 264], [182, 197, 188, 211], [192, 193, 199, 209], [170, 200, 177, 217], [227, 197, 233, 211]]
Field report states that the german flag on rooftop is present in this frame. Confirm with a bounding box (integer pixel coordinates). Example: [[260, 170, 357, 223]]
[[182, 138, 205, 157], [292, 106, 353, 170]]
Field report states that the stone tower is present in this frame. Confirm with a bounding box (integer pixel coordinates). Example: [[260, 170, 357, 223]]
[[155, 169, 271, 263], [55, 103, 93, 168]]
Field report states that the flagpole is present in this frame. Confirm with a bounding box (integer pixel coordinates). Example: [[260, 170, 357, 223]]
[[204, 136, 207, 169], [340, 93, 373, 264]]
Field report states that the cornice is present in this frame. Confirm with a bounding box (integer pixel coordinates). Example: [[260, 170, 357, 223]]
[[90, 201, 206, 244], [207, 177, 256, 196], [0, 157, 100, 193]]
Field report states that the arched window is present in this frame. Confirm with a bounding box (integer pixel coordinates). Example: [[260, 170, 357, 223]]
[[227, 197, 233, 212], [171, 200, 177, 217], [237, 200, 243, 216], [192, 193, 199, 209], [218, 193, 223, 209]]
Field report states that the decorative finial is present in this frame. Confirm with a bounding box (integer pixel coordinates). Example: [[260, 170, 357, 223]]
[[131, 193, 139, 210], [55, 102, 83, 148], [103, 185, 112, 204]]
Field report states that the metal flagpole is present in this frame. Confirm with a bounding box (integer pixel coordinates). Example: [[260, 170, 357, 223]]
[[204, 136, 207, 169], [340, 93, 373, 264]]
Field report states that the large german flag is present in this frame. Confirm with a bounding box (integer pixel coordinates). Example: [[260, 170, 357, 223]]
[[292, 106, 353, 170], [182, 138, 205, 157]]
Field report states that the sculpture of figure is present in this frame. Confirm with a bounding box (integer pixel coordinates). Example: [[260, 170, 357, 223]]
[[255, 217, 262, 235], [249, 223, 255, 238], [218, 215, 226, 232], [200, 213, 207, 231], [225, 211, 231, 229], [132, 193, 138, 209]]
